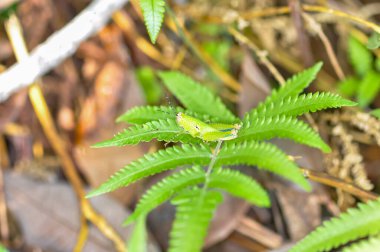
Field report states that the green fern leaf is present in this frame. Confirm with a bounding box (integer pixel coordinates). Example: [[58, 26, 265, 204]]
[[158, 71, 238, 123], [266, 62, 323, 104], [218, 141, 310, 191], [357, 71, 380, 108], [116, 106, 180, 124], [140, 0, 166, 43], [87, 140, 309, 197], [290, 198, 380, 252], [248, 92, 356, 119], [93, 119, 201, 147], [348, 35, 373, 76], [209, 168, 270, 206], [124, 166, 205, 225], [238, 115, 331, 153], [116, 105, 216, 125], [86, 144, 212, 197], [127, 215, 147, 252], [125, 166, 269, 225], [343, 235, 380, 252], [169, 189, 223, 252]]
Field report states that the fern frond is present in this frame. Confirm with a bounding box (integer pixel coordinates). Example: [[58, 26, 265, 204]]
[[266, 62, 323, 104], [169, 189, 223, 252], [248, 92, 356, 119], [87, 140, 310, 197], [93, 119, 201, 147], [127, 215, 147, 252], [86, 144, 212, 197], [158, 71, 238, 123], [343, 235, 380, 252], [217, 141, 310, 191], [117, 105, 217, 125], [124, 166, 206, 225], [290, 198, 380, 252], [116, 105, 180, 124], [238, 115, 331, 153], [125, 166, 270, 225], [209, 168, 270, 207], [140, 0, 165, 44]]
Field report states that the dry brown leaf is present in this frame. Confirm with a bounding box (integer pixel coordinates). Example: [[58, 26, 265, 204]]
[[4, 172, 160, 252]]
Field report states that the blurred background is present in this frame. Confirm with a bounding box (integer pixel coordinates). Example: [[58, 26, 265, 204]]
[[0, 0, 380, 251]]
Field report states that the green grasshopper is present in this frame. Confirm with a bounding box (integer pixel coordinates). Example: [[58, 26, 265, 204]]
[[176, 112, 240, 141]]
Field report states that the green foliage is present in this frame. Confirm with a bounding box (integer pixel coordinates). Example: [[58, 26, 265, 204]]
[[217, 141, 310, 190], [0, 2, 18, 21], [343, 235, 380, 252], [337, 77, 360, 98], [127, 216, 147, 252], [291, 198, 380, 252], [116, 105, 214, 125], [158, 71, 238, 123], [237, 115, 331, 152], [88, 140, 309, 197], [93, 119, 201, 147], [266, 62, 323, 104], [135, 67, 163, 104], [125, 166, 269, 225], [371, 109, 380, 119], [367, 32, 380, 50], [169, 189, 223, 252], [338, 35, 380, 108], [348, 35, 373, 76], [89, 63, 355, 251], [248, 92, 356, 118], [140, 0, 166, 43], [357, 71, 380, 107], [86, 144, 212, 197]]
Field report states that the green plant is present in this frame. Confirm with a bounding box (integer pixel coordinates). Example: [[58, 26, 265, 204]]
[[338, 35, 380, 108], [291, 198, 380, 252], [87, 62, 356, 251], [140, 0, 166, 43]]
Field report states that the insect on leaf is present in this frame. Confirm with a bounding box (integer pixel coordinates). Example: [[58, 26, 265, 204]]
[[159, 71, 238, 123], [93, 118, 201, 147]]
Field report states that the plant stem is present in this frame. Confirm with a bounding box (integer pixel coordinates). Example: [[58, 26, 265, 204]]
[[203, 140, 223, 193]]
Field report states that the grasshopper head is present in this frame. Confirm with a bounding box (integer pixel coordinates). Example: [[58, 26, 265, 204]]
[[176, 112, 183, 123]]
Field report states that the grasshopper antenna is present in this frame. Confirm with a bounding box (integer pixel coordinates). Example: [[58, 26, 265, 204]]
[[164, 95, 179, 117]]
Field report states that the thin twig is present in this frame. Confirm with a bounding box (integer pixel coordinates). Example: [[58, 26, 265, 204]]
[[0, 0, 129, 102], [73, 215, 89, 252], [0, 167, 9, 245], [166, 6, 241, 92], [303, 13, 345, 81], [239, 4, 380, 35], [301, 168, 378, 202], [289, 0, 314, 67], [5, 14, 125, 252], [228, 27, 285, 86]]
